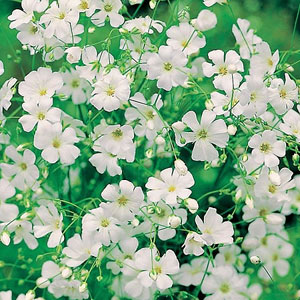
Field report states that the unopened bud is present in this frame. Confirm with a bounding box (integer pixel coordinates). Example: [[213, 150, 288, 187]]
[[155, 136, 165, 145], [245, 195, 254, 209], [175, 159, 188, 176], [61, 267, 72, 278], [149, 269, 158, 280], [172, 121, 185, 132], [36, 277, 50, 288], [167, 215, 181, 228], [79, 282, 87, 293], [0, 231, 10, 246], [131, 218, 139, 227], [265, 213, 285, 225], [185, 198, 198, 214], [250, 256, 261, 265], [228, 124, 237, 135], [25, 290, 35, 300], [208, 196, 217, 204], [205, 99, 214, 110]]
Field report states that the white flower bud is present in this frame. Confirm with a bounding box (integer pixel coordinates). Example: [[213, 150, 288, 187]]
[[168, 215, 181, 228], [16, 144, 24, 151], [1, 231, 10, 246], [65, 47, 82, 64], [205, 99, 214, 110], [227, 124, 237, 135], [192, 10, 217, 32], [61, 267, 72, 278], [175, 159, 188, 176], [36, 277, 50, 288], [250, 255, 261, 265], [88, 27, 95, 33], [16, 193, 23, 200], [172, 121, 185, 132], [79, 282, 87, 293], [22, 45, 28, 51], [286, 64, 294, 72], [227, 64, 237, 74], [25, 290, 35, 300], [269, 170, 281, 186], [245, 195, 254, 209], [185, 198, 199, 214], [155, 136, 165, 145], [208, 196, 217, 204], [149, 270, 158, 280], [129, 0, 143, 4], [265, 213, 285, 225], [131, 218, 139, 227], [235, 189, 242, 201], [149, 0, 156, 9], [36, 188, 43, 195]]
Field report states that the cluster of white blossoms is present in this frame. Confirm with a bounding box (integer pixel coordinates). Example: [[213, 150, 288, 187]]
[[0, 0, 299, 299]]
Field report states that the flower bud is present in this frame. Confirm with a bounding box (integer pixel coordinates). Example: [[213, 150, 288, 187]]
[[61, 267, 72, 278], [168, 215, 181, 228], [131, 218, 139, 227], [1, 231, 10, 246], [185, 198, 198, 214], [149, 0, 156, 9], [228, 64, 237, 74], [235, 189, 242, 201], [245, 195, 254, 209], [227, 124, 237, 135], [25, 290, 35, 300], [65, 47, 81, 64], [192, 10, 217, 32], [250, 256, 261, 265], [36, 277, 50, 288], [175, 159, 188, 176], [155, 136, 165, 145], [149, 269, 158, 280], [147, 206, 155, 214], [242, 154, 248, 162], [208, 196, 217, 204], [205, 99, 214, 110], [79, 282, 87, 293], [269, 170, 281, 186], [88, 27, 95, 33]]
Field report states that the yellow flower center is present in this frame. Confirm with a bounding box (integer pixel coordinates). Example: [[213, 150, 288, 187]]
[[37, 112, 45, 120], [112, 128, 123, 140], [71, 79, 80, 88], [168, 185, 176, 192], [220, 283, 230, 294], [268, 184, 277, 194], [163, 62, 173, 71], [117, 195, 128, 206], [52, 138, 61, 149], [267, 58, 273, 67], [39, 89, 47, 96], [104, 4, 113, 12], [101, 218, 110, 227], [259, 142, 271, 153], [219, 66, 228, 75], [197, 129, 208, 139], [58, 12, 66, 20], [279, 89, 287, 99], [79, 0, 89, 10], [20, 162, 27, 171], [106, 86, 115, 96]]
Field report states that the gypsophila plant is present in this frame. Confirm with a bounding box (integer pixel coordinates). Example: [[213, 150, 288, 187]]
[[0, 0, 299, 299]]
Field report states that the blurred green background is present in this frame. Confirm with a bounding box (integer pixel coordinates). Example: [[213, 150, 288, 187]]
[[0, 0, 299, 299]]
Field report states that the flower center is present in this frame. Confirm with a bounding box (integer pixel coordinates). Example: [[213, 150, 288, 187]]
[[101, 218, 110, 227], [279, 89, 287, 99], [259, 209, 267, 217], [181, 40, 188, 48], [30, 25, 38, 34], [112, 128, 123, 140], [58, 12, 66, 20], [37, 112, 45, 120], [220, 283, 230, 294], [20, 162, 27, 171], [79, 0, 89, 9], [268, 184, 277, 194], [197, 129, 208, 139], [106, 86, 115, 96], [272, 253, 279, 262], [259, 142, 271, 153], [146, 110, 155, 120], [54, 219, 61, 229], [104, 4, 113, 12], [250, 92, 256, 102], [168, 185, 176, 192], [71, 79, 80, 88], [163, 62, 173, 71], [39, 89, 47, 96], [267, 58, 273, 67], [117, 195, 128, 206], [52, 138, 61, 149], [218, 66, 228, 75], [154, 265, 162, 274]]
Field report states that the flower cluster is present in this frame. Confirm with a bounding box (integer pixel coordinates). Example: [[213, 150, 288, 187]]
[[0, 0, 299, 299]]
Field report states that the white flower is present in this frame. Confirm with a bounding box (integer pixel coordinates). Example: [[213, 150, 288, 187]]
[[122, 16, 165, 34], [239, 76, 268, 117], [146, 45, 188, 91], [40, 0, 80, 39], [33, 122, 80, 165], [146, 168, 194, 205], [202, 50, 243, 90], [280, 109, 300, 141], [33, 202, 64, 248], [96, 124, 135, 161], [8, 0, 48, 29], [91, 0, 124, 28], [82, 205, 124, 246], [183, 232, 206, 256], [203, 0, 227, 7], [232, 18, 262, 59], [19, 67, 63, 103], [250, 42, 279, 76], [62, 231, 102, 267], [181, 110, 229, 162], [125, 92, 164, 141], [174, 159, 188, 176], [106, 237, 138, 274], [0, 61, 4, 76], [19, 98, 61, 132], [248, 130, 286, 167], [201, 266, 248, 299], [174, 257, 211, 286], [134, 248, 179, 290], [195, 207, 234, 245], [0, 78, 17, 117], [166, 22, 206, 56], [76, 0, 98, 16], [90, 68, 130, 111], [58, 69, 92, 105], [269, 73, 298, 115], [0, 146, 39, 191], [101, 180, 144, 221], [65, 46, 82, 64], [192, 10, 217, 32], [250, 255, 261, 265]]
